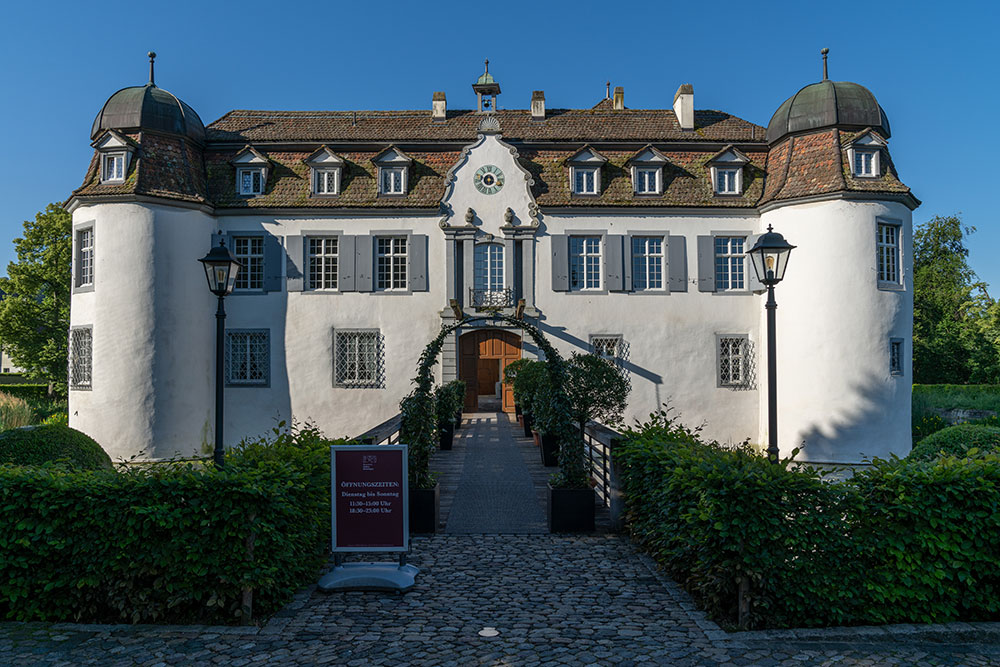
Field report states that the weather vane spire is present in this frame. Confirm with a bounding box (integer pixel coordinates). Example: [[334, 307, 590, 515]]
[[148, 51, 156, 86], [821, 47, 829, 81]]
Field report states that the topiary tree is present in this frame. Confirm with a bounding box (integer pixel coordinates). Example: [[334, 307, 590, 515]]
[[512, 360, 547, 416], [565, 353, 631, 436], [0, 424, 111, 470], [908, 424, 1000, 461]]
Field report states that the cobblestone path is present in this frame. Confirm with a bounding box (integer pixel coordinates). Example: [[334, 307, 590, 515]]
[[444, 413, 546, 533]]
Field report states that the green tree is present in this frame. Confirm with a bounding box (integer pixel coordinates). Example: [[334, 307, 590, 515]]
[[565, 353, 631, 434], [912, 214, 1000, 383], [0, 204, 72, 394]]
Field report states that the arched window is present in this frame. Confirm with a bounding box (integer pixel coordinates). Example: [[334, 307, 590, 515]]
[[474, 243, 504, 292]]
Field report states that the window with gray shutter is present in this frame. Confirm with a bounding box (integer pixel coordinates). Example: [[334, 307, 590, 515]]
[[550, 234, 569, 291]]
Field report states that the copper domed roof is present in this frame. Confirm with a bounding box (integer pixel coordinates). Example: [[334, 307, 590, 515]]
[[91, 83, 205, 143], [766, 80, 890, 144]]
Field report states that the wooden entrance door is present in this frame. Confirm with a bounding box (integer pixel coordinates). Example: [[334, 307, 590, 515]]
[[459, 329, 522, 413]]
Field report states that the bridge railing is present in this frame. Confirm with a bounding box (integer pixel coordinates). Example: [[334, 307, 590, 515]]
[[354, 413, 402, 445], [583, 421, 625, 530]]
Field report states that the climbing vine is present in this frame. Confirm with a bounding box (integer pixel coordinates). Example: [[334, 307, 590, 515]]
[[402, 314, 587, 490]]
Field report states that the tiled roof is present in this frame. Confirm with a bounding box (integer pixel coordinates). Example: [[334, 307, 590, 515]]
[[205, 108, 766, 144]]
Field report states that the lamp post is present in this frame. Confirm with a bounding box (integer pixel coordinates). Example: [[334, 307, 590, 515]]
[[199, 239, 241, 468], [748, 225, 795, 464]]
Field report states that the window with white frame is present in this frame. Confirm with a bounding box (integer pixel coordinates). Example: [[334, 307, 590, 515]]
[[308, 237, 338, 290], [70, 327, 93, 390], [380, 167, 406, 195], [890, 338, 903, 376], [572, 167, 600, 195], [313, 168, 340, 195], [714, 236, 746, 290], [877, 222, 900, 285], [715, 168, 740, 195], [76, 228, 94, 288], [334, 329, 383, 388], [233, 236, 264, 290], [631, 236, 665, 291], [591, 335, 622, 363], [225, 329, 269, 386], [101, 154, 125, 183], [718, 335, 749, 387], [854, 149, 878, 177], [238, 168, 265, 196], [376, 236, 408, 290], [569, 236, 602, 290], [474, 243, 504, 292], [634, 168, 659, 195]]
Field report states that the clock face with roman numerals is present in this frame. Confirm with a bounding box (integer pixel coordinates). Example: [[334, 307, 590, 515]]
[[474, 164, 505, 195]]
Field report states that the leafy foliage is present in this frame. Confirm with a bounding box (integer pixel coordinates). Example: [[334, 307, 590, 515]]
[[617, 411, 1000, 629], [0, 392, 34, 430], [909, 424, 1000, 461], [565, 353, 630, 430], [0, 423, 348, 624], [0, 204, 71, 394], [0, 424, 111, 470], [0, 384, 51, 402], [434, 380, 465, 425]]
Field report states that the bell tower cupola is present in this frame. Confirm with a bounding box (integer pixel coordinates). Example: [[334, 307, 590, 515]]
[[472, 59, 501, 113]]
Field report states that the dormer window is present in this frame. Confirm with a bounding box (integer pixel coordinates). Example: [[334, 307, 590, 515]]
[[708, 145, 750, 196], [231, 145, 271, 197], [304, 146, 344, 196], [627, 145, 669, 196], [567, 145, 607, 197], [848, 131, 886, 179], [373, 145, 413, 197], [91, 130, 135, 185]]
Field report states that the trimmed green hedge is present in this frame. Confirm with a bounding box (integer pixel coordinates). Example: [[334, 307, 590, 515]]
[[0, 425, 348, 624], [0, 425, 111, 470], [617, 415, 1000, 629], [0, 384, 51, 401], [909, 424, 1000, 461]]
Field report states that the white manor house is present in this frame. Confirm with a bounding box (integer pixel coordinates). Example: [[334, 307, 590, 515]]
[[67, 57, 917, 463]]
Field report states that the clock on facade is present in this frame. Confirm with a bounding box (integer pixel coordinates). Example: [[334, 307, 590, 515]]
[[474, 164, 504, 195]]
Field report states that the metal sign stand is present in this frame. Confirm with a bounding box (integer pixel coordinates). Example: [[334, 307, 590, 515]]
[[318, 444, 419, 594]]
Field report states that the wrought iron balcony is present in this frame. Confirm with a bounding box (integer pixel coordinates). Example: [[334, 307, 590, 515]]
[[469, 287, 513, 310]]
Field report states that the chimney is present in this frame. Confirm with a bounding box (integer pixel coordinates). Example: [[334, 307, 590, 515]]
[[673, 84, 694, 130], [531, 90, 545, 120], [432, 91, 446, 121], [612, 86, 624, 111]]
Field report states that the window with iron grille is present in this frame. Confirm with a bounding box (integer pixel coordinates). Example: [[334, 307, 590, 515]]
[[70, 327, 93, 390], [308, 237, 338, 290], [238, 168, 264, 195], [569, 236, 601, 290], [877, 222, 900, 285], [591, 335, 622, 362], [474, 243, 504, 292], [233, 236, 264, 290], [632, 236, 665, 290], [76, 228, 94, 288], [718, 335, 749, 387], [225, 329, 269, 386], [890, 338, 903, 376], [376, 236, 408, 290], [334, 329, 384, 388], [714, 236, 746, 291]]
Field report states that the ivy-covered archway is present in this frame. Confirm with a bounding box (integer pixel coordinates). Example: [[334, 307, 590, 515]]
[[402, 314, 586, 489]]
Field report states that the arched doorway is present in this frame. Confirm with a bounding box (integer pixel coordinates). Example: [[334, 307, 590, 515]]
[[459, 329, 521, 413]]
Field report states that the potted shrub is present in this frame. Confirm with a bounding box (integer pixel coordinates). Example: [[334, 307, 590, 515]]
[[531, 375, 561, 467], [512, 360, 546, 439], [435, 384, 457, 450], [565, 352, 630, 440], [449, 379, 466, 431], [503, 359, 532, 424], [400, 390, 440, 533]]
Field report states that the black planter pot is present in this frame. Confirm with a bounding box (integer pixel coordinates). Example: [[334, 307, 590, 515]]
[[547, 484, 596, 533], [409, 484, 440, 534], [522, 412, 533, 438], [439, 422, 454, 450], [454, 410, 463, 430], [539, 432, 559, 467]]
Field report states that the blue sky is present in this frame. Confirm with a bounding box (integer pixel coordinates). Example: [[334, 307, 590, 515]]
[[0, 0, 994, 289]]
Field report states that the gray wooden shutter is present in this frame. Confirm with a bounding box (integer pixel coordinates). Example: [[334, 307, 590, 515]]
[[550, 235, 569, 291], [338, 235, 356, 291], [286, 235, 304, 292], [746, 233, 764, 292], [669, 235, 687, 293], [263, 234, 284, 292], [410, 234, 428, 291], [624, 234, 634, 291], [696, 235, 715, 293], [605, 235, 625, 292], [355, 235, 373, 292]]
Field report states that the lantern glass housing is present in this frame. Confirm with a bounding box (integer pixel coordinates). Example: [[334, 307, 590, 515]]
[[199, 240, 242, 296], [749, 226, 795, 287]]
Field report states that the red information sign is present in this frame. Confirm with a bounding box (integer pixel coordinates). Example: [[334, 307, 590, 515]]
[[331, 445, 409, 552]]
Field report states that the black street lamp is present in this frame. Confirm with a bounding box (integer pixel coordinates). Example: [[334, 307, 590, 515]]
[[199, 239, 241, 468], [748, 225, 795, 464]]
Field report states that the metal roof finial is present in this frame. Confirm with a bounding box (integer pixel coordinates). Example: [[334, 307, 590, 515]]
[[148, 51, 156, 86], [606, 81, 610, 99], [484, 58, 489, 73], [821, 47, 829, 81]]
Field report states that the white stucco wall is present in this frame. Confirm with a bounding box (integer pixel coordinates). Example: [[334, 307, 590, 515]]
[[760, 199, 913, 462]]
